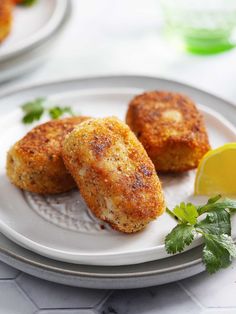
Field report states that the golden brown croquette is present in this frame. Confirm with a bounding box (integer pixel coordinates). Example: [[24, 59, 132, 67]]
[[0, 0, 12, 43], [126, 91, 210, 172], [6, 116, 89, 194], [62, 117, 165, 233]]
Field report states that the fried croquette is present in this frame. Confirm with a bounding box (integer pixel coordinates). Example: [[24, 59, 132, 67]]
[[0, 0, 12, 43], [6, 116, 89, 194], [126, 91, 211, 172], [62, 117, 165, 233]]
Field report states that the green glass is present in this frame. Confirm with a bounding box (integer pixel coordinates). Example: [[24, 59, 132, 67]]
[[161, 0, 236, 54]]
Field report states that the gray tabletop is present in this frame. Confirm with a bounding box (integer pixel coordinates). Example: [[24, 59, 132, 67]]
[[1, 0, 236, 313], [1, 259, 236, 313]]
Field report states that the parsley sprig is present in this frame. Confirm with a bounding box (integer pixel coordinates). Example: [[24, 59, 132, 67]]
[[49, 106, 75, 120], [21, 99, 75, 124], [165, 196, 236, 273], [18, 0, 37, 6], [21, 98, 45, 124]]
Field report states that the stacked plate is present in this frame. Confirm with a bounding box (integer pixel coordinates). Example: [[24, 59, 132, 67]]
[[0, 76, 235, 289], [0, 0, 70, 83]]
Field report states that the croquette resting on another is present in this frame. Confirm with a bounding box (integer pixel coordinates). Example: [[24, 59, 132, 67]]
[[62, 117, 165, 233], [126, 91, 211, 172], [6, 116, 89, 194]]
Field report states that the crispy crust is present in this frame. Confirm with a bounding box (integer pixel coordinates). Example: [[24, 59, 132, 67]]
[[6, 116, 89, 194], [0, 0, 12, 43], [62, 117, 165, 233], [126, 91, 211, 172]]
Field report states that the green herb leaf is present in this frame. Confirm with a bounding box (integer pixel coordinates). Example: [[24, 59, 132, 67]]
[[196, 208, 231, 236], [21, 99, 75, 124], [197, 198, 236, 215], [21, 98, 45, 124], [223, 198, 236, 213], [165, 224, 195, 254], [165, 196, 236, 274], [207, 195, 222, 205], [203, 234, 236, 274], [48, 106, 75, 120], [173, 202, 199, 225], [19, 0, 37, 6]]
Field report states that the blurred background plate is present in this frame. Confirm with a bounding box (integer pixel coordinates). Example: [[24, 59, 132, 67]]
[[0, 0, 69, 62], [0, 0, 70, 83], [0, 32, 60, 84]]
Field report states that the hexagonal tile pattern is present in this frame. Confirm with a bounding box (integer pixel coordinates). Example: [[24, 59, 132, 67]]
[[17, 273, 109, 309], [0, 260, 19, 279], [0, 281, 36, 314], [1, 264, 236, 313], [181, 261, 236, 308], [99, 283, 202, 314]]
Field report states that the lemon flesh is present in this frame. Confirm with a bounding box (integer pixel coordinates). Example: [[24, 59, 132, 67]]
[[195, 143, 236, 196]]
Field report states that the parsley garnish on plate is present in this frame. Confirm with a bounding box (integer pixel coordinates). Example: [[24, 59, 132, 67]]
[[165, 196, 236, 273], [21, 98, 45, 124], [19, 0, 37, 6], [49, 106, 75, 120], [21, 98, 75, 124]]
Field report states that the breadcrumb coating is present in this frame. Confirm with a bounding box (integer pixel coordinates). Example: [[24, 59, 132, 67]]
[[126, 91, 211, 172], [62, 117, 165, 233], [6, 116, 89, 194], [0, 0, 12, 43]]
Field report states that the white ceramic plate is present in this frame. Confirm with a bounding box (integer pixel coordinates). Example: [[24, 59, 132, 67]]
[[0, 83, 235, 266], [0, 232, 205, 289], [0, 0, 69, 62], [0, 76, 236, 288]]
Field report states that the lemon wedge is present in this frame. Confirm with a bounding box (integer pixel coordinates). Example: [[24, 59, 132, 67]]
[[195, 143, 236, 196]]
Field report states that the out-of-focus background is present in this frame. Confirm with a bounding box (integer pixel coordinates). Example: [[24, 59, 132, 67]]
[[2, 0, 236, 104], [1, 1, 236, 314]]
